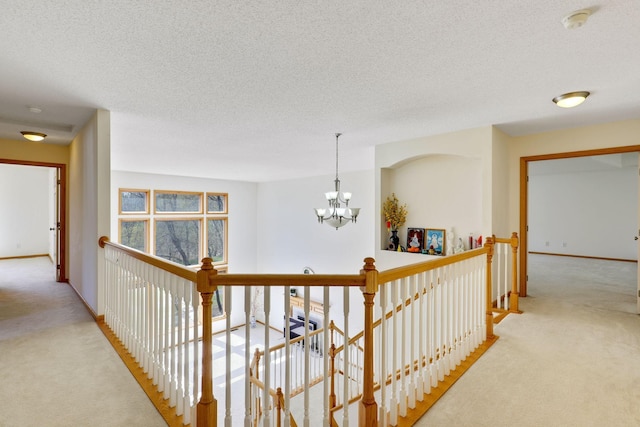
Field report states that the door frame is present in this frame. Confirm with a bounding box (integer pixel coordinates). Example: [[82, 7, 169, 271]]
[[0, 158, 67, 282], [519, 145, 640, 297]]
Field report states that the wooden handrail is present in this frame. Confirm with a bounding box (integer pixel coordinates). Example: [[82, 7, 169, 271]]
[[209, 273, 364, 287], [99, 236, 198, 282], [378, 247, 488, 284]]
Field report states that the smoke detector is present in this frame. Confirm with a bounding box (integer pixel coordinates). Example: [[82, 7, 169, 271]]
[[562, 9, 591, 29]]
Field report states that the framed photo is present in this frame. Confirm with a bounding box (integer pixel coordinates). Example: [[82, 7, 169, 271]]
[[406, 228, 424, 253], [425, 228, 446, 255]]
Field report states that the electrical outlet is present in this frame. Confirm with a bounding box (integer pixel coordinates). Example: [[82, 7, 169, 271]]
[[545, 241, 550, 247]]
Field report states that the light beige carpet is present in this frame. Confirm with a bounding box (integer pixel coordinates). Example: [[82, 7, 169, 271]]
[[415, 254, 640, 427], [2, 255, 640, 427], [0, 257, 166, 427]]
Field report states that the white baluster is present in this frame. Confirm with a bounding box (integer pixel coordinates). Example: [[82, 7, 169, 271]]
[[342, 286, 349, 427], [244, 286, 252, 427], [379, 282, 388, 426], [176, 278, 185, 417], [408, 274, 417, 409], [191, 281, 199, 424], [169, 275, 178, 409], [182, 277, 191, 424], [263, 286, 271, 427], [285, 286, 291, 427], [163, 281, 171, 399], [323, 286, 330, 427], [223, 285, 232, 427], [389, 280, 398, 426], [303, 287, 311, 427], [399, 277, 407, 417]]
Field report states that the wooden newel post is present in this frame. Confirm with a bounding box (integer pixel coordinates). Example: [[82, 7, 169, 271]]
[[276, 387, 283, 427], [359, 257, 378, 427], [484, 238, 495, 339], [197, 257, 218, 427], [509, 232, 520, 313]]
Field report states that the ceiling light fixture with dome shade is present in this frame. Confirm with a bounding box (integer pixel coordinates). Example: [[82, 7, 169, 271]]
[[314, 133, 360, 229], [552, 91, 590, 108], [20, 131, 47, 141]]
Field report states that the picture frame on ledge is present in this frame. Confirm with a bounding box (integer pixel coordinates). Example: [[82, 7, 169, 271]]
[[406, 228, 424, 253], [425, 228, 446, 255]]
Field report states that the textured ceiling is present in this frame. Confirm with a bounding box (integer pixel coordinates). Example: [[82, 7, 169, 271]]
[[1, 1, 639, 182]]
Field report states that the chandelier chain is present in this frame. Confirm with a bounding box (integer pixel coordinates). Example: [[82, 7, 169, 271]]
[[335, 132, 341, 182]]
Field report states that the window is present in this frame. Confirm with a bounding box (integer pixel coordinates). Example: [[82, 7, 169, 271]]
[[118, 189, 229, 319], [211, 267, 227, 318], [155, 219, 201, 266], [119, 219, 148, 252], [155, 191, 202, 214], [207, 219, 226, 262], [120, 190, 149, 214], [207, 193, 227, 213]]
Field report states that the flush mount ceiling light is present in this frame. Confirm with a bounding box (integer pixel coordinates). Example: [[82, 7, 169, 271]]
[[314, 133, 360, 230], [552, 91, 590, 108], [562, 9, 591, 29], [20, 131, 47, 141]]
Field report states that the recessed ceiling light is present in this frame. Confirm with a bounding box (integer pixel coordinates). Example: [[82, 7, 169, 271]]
[[20, 131, 47, 141], [28, 106, 42, 114], [552, 91, 590, 108]]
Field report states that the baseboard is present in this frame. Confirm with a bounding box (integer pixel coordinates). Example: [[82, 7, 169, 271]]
[[96, 319, 186, 427], [66, 280, 99, 320], [528, 251, 636, 263], [0, 253, 49, 261]]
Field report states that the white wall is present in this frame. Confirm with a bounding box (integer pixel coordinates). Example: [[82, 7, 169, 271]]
[[256, 170, 375, 274], [256, 170, 375, 333], [68, 109, 111, 314], [0, 164, 50, 257], [529, 166, 637, 260], [380, 154, 483, 257], [491, 127, 511, 238]]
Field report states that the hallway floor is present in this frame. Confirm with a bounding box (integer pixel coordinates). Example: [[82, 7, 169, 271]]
[[415, 254, 640, 427], [0, 257, 166, 427], [2, 255, 639, 426]]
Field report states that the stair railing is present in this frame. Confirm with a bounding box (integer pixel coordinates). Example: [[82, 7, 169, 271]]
[[490, 233, 520, 322], [99, 234, 518, 427]]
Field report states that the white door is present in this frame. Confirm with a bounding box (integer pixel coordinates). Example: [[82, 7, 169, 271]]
[[637, 153, 640, 313], [48, 168, 57, 265], [47, 167, 60, 281]]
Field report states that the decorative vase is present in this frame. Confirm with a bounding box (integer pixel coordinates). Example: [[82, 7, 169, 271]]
[[389, 230, 400, 251], [250, 315, 256, 328]]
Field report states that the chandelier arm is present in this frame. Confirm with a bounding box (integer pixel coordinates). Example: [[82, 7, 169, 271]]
[[316, 206, 358, 220]]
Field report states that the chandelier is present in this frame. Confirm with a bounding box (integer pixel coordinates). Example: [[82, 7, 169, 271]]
[[314, 133, 360, 229]]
